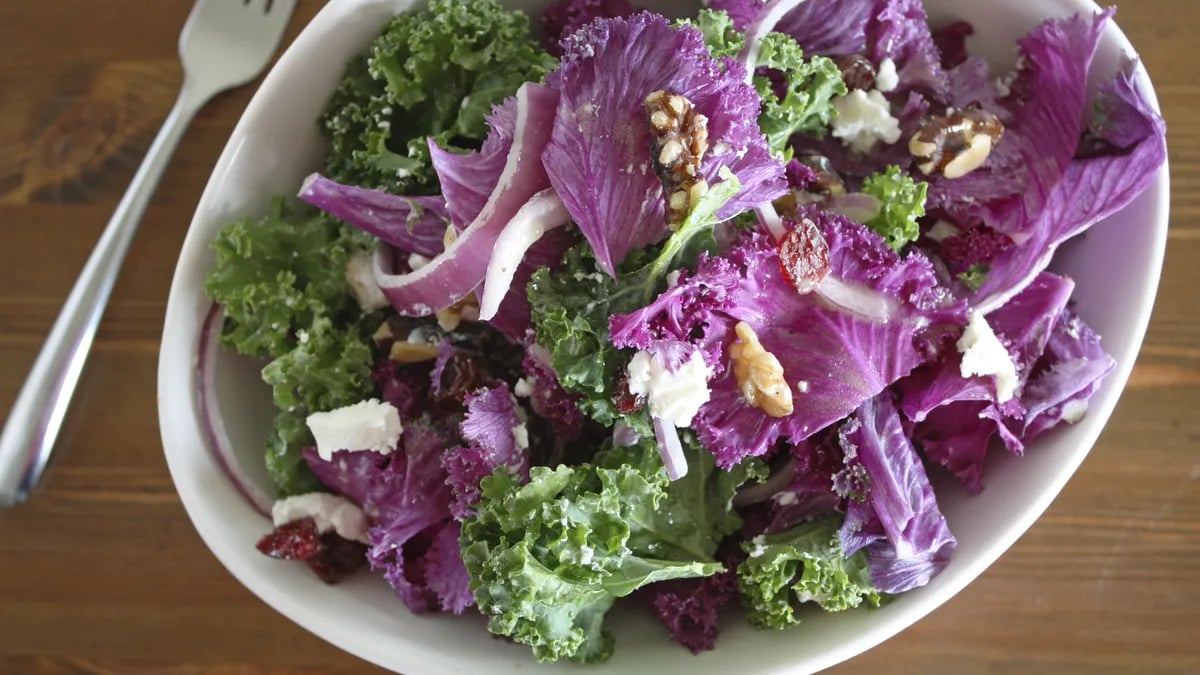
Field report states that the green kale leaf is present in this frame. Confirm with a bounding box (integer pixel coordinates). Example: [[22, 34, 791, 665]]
[[595, 432, 767, 562], [861, 165, 929, 252], [320, 0, 556, 193], [753, 33, 847, 158], [528, 172, 740, 429], [675, 9, 745, 59], [460, 464, 724, 663], [205, 199, 381, 496], [957, 263, 991, 291], [205, 199, 375, 360], [737, 514, 882, 630], [264, 410, 324, 496]]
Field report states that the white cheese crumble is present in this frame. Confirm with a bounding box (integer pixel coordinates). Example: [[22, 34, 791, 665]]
[[1061, 399, 1089, 424], [513, 377, 533, 398], [748, 534, 768, 558], [272, 492, 369, 543], [512, 423, 529, 451], [306, 399, 402, 461], [665, 269, 682, 288], [831, 89, 901, 153], [957, 311, 1018, 402], [875, 57, 899, 92], [774, 491, 798, 506], [345, 250, 389, 311], [625, 349, 712, 427], [925, 219, 960, 243]]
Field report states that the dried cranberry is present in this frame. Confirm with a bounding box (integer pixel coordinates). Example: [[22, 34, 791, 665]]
[[306, 532, 369, 584], [612, 372, 645, 415], [256, 518, 321, 560], [833, 54, 876, 90], [777, 218, 830, 294], [256, 518, 368, 585]]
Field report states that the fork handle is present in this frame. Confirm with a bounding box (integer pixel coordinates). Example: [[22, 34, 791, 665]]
[[0, 85, 204, 507]]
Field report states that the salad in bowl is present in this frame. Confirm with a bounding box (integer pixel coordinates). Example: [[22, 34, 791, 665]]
[[167, 0, 1167, 669]]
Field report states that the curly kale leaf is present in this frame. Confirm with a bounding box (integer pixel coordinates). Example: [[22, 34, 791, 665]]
[[675, 9, 745, 59], [320, 0, 556, 193], [527, 244, 637, 428], [460, 464, 723, 663], [595, 433, 766, 562], [205, 199, 381, 496], [737, 514, 882, 630], [861, 165, 929, 252], [205, 199, 376, 360], [752, 33, 847, 158], [527, 173, 739, 430]]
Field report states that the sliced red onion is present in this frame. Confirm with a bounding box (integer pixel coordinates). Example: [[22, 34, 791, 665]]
[[612, 422, 641, 447], [756, 202, 787, 241], [373, 82, 560, 316], [478, 188, 570, 321], [197, 304, 273, 517], [297, 173, 449, 258], [652, 416, 689, 481], [739, 0, 812, 82], [814, 275, 898, 323]]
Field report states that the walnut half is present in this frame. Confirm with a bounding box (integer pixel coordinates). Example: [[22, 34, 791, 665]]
[[909, 107, 1004, 179], [645, 90, 710, 228], [729, 322, 794, 418]]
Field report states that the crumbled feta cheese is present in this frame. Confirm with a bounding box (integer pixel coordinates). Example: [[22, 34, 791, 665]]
[[795, 380, 810, 394], [831, 89, 902, 153], [665, 270, 682, 288], [513, 377, 533, 398], [748, 534, 768, 558], [926, 219, 960, 243], [774, 491, 798, 506], [272, 492, 369, 543], [512, 423, 529, 451], [957, 311, 1018, 402], [875, 57, 899, 92], [579, 544, 594, 566], [345, 250, 389, 311], [407, 252, 431, 271], [306, 399, 402, 461], [626, 349, 712, 427], [1061, 399, 1089, 424]]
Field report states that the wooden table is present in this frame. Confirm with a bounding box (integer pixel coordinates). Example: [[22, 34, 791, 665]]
[[0, 1, 1196, 673]]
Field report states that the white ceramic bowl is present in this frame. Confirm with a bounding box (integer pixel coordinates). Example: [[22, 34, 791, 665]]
[[157, 1, 1169, 672]]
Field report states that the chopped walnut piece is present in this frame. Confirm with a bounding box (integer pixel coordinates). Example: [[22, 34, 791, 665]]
[[729, 322, 794, 418], [645, 90, 710, 228], [909, 107, 1004, 179], [372, 320, 394, 347], [435, 292, 479, 332], [389, 340, 440, 363]]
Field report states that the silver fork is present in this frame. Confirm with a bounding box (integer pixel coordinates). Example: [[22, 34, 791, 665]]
[[0, 0, 298, 507]]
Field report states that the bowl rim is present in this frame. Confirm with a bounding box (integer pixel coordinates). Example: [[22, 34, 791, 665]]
[[157, 0, 1171, 672]]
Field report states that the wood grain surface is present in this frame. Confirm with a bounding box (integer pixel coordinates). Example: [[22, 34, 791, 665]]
[[0, 1, 1197, 674]]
